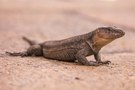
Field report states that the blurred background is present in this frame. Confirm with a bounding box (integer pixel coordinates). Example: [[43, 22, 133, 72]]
[[0, 0, 135, 90]]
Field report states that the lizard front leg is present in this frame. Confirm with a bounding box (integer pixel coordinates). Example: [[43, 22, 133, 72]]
[[76, 49, 101, 66], [94, 52, 111, 64]]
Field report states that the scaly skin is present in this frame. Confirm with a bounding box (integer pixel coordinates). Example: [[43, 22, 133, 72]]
[[6, 27, 125, 66]]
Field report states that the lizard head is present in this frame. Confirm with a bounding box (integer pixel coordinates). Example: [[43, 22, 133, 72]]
[[96, 27, 125, 40], [92, 27, 125, 50]]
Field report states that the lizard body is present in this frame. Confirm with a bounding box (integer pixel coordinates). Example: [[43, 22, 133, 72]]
[[6, 27, 125, 66]]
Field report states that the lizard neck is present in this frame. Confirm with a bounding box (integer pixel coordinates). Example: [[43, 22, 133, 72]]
[[91, 32, 113, 52], [86, 31, 111, 52], [85, 31, 101, 53]]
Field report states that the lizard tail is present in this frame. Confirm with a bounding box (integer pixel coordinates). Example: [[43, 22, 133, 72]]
[[22, 36, 37, 46]]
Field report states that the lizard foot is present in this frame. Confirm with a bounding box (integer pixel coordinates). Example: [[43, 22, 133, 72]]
[[85, 61, 102, 66], [98, 61, 111, 65]]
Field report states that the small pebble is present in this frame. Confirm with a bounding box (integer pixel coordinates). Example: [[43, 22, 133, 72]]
[[75, 77, 80, 80]]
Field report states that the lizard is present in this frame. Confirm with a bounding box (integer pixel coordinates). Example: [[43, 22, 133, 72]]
[[6, 27, 125, 66]]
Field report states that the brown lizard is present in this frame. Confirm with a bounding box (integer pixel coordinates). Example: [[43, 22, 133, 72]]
[[6, 27, 125, 66]]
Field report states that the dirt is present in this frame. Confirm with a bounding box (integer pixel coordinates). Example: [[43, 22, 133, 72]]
[[0, 0, 135, 90]]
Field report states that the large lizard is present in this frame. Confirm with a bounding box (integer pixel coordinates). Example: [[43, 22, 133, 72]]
[[6, 27, 125, 66]]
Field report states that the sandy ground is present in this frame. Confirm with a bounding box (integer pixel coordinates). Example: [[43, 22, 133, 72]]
[[0, 0, 135, 90]]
